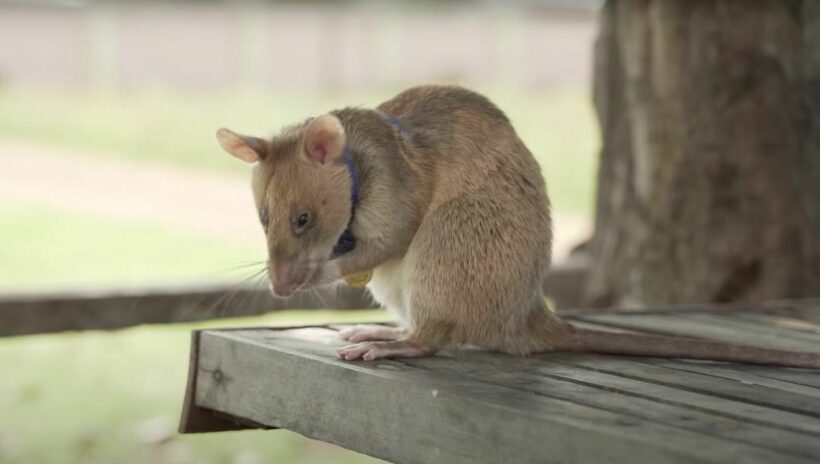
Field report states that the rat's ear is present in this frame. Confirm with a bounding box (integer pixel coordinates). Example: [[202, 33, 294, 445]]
[[216, 128, 267, 163], [304, 114, 346, 165]]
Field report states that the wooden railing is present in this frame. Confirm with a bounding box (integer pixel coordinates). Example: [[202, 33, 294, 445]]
[[0, 262, 588, 336]]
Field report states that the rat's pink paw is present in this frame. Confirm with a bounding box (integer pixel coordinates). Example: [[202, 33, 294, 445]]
[[336, 342, 374, 361], [338, 325, 404, 342], [335, 340, 430, 361]]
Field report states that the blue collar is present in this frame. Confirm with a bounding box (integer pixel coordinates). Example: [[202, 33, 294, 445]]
[[331, 147, 359, 256], [331, 112, 403, 257]]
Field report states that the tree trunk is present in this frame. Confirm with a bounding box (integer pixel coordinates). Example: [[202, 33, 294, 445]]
[[585, 0, 820, 308]]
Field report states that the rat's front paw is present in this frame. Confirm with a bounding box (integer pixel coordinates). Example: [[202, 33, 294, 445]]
[[336, 340, 429, 361], [336, 341, 379, 361], [338, 325, 405, 342]]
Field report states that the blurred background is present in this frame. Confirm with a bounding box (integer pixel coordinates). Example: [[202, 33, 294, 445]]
[[0, 0, 601, 463]]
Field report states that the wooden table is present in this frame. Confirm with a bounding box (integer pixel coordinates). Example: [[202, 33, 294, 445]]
[[179, 300, 820, 464]]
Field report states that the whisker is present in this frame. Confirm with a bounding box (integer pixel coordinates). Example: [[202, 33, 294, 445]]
[[221, 261, 268, 272], [312, 288, 329, 309], [191, 265, 267, 322], [197, 261, 268, 281]]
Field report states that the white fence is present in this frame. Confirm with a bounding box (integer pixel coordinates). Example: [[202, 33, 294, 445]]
[[0, 2, 597, 91]]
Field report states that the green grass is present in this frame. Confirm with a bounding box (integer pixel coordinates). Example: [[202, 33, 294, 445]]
[[0, 201, 392, 463], [0, 200, 390, 463], [0, 310, 389, 464], [0, 86, 599, 214], [0, 200, 260, 292]]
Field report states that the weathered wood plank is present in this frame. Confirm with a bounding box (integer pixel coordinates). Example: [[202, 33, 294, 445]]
[[724, 366, 820, 389], [573, 311, 820, 390], [178, 330, 273, 433], [760, 300, 820, 325], [536, 355, 820, 424], [643, 359, 820, 398], [0, 282, 373, 337], [0, 263, 587, 336], [376, 347, 820, 459], [181, 300, 820, 462], [561, 300, 820, 318], [191, 328, 819, 464], [729, 312, 820, 335], [683, 314, 820, 345], [577, 313, 820, 352]]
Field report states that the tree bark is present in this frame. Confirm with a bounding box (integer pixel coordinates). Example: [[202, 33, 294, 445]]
[[586, 0, 820, 307]]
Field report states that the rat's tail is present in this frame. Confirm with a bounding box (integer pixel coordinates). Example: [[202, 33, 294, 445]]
[[553, 326, 820, 369]]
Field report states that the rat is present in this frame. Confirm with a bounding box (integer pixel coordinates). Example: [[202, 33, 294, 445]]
[[216, 85, 820, 368]]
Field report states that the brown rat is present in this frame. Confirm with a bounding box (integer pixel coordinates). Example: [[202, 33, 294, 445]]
[[217, 85, 820, 368]]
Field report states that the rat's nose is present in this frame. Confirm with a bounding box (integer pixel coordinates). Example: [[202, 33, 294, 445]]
[[271, 280, 302, 298], [268, 262, 308, 298]]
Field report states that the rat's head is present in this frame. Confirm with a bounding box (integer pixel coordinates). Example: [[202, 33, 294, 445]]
[[217, 114, 353, 297]]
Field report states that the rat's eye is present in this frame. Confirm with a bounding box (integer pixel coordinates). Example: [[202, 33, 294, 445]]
[[292, 211, 312, 235], [259, 207, 269, 234]]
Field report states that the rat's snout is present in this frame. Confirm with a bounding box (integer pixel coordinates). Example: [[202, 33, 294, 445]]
[[268, 261, 311, 298]]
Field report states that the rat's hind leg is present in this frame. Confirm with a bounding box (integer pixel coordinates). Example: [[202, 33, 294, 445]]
[[338, 325, 406, 342]]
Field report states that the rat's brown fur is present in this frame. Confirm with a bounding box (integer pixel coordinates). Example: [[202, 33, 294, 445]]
[[218, 85, 820, 368]]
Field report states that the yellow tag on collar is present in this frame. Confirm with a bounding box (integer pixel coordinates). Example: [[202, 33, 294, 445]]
[[344, 271, 372, 288]]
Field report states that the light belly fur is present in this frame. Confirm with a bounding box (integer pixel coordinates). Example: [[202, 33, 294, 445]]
[[367, 258, 413, 324]]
